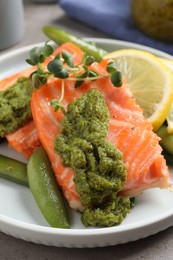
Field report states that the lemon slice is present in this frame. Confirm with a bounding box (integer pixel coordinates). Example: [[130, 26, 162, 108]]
[[104, 49, 173, 132], [161, 58, 173, 71], [161, 58, 173, 133]]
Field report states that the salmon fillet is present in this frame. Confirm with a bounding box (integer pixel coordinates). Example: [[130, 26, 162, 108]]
[[6, 120, 41, 158], [5, 42, 84, 157], [30, 51, 171, 210]]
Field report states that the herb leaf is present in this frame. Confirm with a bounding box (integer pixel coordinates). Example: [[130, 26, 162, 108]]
[[47, 59, 69, 78], [48, 59, 63, 73], [106, 61, 117, 74], [111, 71, 122, 87], [28, 47, 42, 65], [31, 72, 47, 88], [43, 42, 54, 57], [26, 59, 35, 66], [55, 53, 61, 60], [62, 50, 74, 68], [88, 70, 98, 78], [50, 99, 66, 114], [75, 71, 88, 88], [85, 56, 95, 66], [106, 61, 122, 87]]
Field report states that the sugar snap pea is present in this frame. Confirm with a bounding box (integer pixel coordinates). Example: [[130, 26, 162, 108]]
[[42, 25, 107, 61], [157, 124, 173, 155], [0, 154, 28, 186], [27, 147, 70, 228]]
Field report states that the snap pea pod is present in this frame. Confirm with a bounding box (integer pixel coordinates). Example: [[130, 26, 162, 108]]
[[157, 124, 173, 155], [42, 25, 107, 61], [27, 147, 70, 228], [0, 154, 28, 186]]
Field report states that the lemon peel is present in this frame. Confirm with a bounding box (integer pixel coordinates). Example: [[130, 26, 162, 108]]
[[104, 49, 173, 132]]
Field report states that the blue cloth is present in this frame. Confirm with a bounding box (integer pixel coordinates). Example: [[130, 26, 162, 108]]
[[59, 0, 173, 55]]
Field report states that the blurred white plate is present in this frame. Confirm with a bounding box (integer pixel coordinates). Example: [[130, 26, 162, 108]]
[[0, 38, 173, 248]]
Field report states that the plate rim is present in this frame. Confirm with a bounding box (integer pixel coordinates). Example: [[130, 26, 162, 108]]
[[1, 37, 173, 62]]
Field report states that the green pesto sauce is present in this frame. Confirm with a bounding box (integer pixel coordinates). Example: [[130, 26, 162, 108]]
[[54, 88, 130, 227], [0, 77, 33, 138]]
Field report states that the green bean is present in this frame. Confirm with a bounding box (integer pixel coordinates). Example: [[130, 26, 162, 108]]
[[27, 147, 70, 228], [42, 26, 107, 61], [157, 124, 173, 155], [0, 154, 28, 186]]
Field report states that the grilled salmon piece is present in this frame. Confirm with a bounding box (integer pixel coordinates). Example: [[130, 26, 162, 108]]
[[6, 120, 41, 158], [5, 42, 83, 158], [30, 45, 171, 210]]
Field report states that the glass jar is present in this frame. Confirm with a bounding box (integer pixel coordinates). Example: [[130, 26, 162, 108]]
[[131, 0, 173, 42]]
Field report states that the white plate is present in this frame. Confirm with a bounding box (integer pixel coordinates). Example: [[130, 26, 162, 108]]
[[0, 38, 173, 248]]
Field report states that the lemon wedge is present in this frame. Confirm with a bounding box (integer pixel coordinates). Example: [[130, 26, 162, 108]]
[[104, 49, 173, 132], [161, 58, 173, 71]]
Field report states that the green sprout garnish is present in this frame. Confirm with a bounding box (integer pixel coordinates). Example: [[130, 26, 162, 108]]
[[49, 79, 66, 115], [50, 99, 66, 115], [47, 59, 69, 79], [26, 41, 54, 88], [106, 61, 122, 87], [26, 41, 123, 112], [62, 50, 74, 68], [26, 41, 54, 66]]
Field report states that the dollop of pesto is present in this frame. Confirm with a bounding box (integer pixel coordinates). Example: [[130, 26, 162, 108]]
[[54, 88, 130, 227], [0, 77, 33, 138], [82, 195, 130, 227]]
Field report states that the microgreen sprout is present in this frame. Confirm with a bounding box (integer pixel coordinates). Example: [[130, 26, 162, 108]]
[[47, 59, 69, 79], [26, 41, 54, 66], [106, 61, 122, 87], [111, 71, 122, 87], [50, 79, 66, 115], [26, 42, 123, 112], [62, 50, 74, 68], [50, 99, 66, 115], [26, 41, 54, 88]]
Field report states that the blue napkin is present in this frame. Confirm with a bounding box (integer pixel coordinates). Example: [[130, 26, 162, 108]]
[[59, 0, 173, 55]]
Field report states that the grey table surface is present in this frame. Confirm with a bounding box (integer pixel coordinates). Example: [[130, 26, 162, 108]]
[[0, 0, 173, 259]]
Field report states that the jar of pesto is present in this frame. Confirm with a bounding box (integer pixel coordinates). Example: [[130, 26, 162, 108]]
[[131, 0, 173, 42]]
